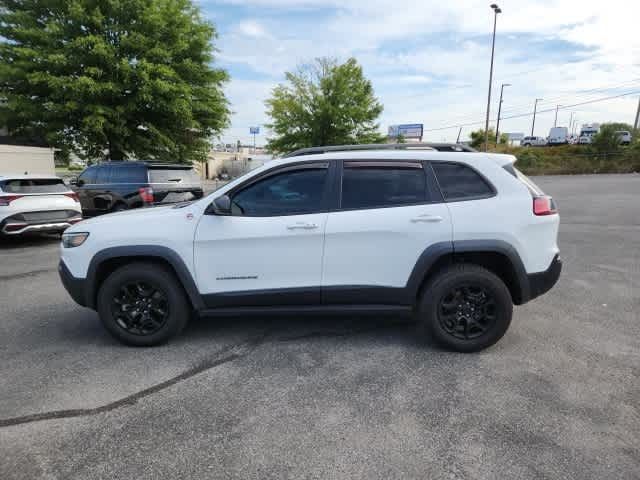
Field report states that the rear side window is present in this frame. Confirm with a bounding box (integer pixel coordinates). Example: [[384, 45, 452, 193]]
[[0, 178, 68, 193], [149, 168, 200, 185], [110, 165, 148, 183], [95, 166, 111, 184], [341, 162, 427, 210], [432, 162, 493, 201]]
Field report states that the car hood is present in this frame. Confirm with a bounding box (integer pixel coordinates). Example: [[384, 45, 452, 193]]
[[68, 205, 178, 231]]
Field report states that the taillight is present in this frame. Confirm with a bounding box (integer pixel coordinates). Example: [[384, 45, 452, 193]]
[[0, 195, 23, 206], [138, 187, 154, 204], [533, 196, 558, 216], [64, 192, 80, 202]]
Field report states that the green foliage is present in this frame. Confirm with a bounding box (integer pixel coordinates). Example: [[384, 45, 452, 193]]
[[468, 128, 506, 149], [592, 124, 623, 153], [265, 57, 384, 154], [0, 0, 230, 163]]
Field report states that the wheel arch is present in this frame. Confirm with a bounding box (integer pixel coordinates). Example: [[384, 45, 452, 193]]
[[86, 245, 204, 310], [407, 240, 530, 305]]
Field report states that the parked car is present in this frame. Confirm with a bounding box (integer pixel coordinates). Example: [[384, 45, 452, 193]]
[[72, 162, 203, 216], [0, 174, 82, 236], [578, 124, 599, 144], [521, 136, 547, 147], [547, 127, 569, 145], [615, 130, 632, 145], [59, 145, 561, 352]]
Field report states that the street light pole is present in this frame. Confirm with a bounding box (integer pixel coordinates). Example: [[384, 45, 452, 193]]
[[554, 105, 561, 127], [495, 82, 511, 147], [484, 4, 501, 152], [634, 96, 640, 130], [531, 98, 542, 136]]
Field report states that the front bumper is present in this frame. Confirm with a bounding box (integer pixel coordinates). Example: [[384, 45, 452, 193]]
[[58, 260, 88, 308], [527, 254, 562, 301]]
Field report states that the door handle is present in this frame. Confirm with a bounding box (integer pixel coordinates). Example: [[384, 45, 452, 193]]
[[411, 214, 443, 223], [287, 222, 318, 230]]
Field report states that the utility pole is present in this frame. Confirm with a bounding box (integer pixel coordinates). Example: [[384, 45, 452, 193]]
[[634, 96, 640, 130], [554, 105, 561, 127], [484, 4, 502, 152], [569, 112, 574, 132], [495, 83, 511, 147], [531, 98, 542, 136]]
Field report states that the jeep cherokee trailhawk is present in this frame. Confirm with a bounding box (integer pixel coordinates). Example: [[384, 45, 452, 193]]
[[59, 144, 561, 352]]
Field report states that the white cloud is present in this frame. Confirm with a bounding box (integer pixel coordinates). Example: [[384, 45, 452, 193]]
[[236, 19, 268, 38], [202, 0, 640, 144]]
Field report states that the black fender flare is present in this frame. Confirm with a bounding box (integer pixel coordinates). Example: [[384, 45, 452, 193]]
[[85, 245, 204, 310], [404, 239, 530, 303]]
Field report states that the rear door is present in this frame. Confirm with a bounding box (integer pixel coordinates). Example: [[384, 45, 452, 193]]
[[321, 160, 452, 304], [148, 166, 203, 204]]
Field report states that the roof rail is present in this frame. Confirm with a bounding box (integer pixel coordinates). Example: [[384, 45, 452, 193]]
[[283, 143, 477, 158]]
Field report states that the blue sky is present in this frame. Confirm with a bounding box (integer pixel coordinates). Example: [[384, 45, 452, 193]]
[[196, 0, 640, 145]]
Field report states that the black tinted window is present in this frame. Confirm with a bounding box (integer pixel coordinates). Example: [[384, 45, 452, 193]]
[[231, 167, 327, 216], [432, 163, 493, 200], [95, 166, 111, 184], [1, 178, 68, 193], [78, 166, 97, 185], [341, 163, 426, 209], [110, 165, 147, 183]]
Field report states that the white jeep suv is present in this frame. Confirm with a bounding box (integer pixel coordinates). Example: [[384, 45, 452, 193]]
[[59, 145, 561, 352]]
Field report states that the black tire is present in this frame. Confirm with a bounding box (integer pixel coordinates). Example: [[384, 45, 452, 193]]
[[97, 262, 190, 346], [112, 203, 128, 212], [417, 264, 513, 353]]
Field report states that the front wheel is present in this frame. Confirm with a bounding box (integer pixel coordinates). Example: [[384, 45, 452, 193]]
[[417, 264, 513, 352], [97, 262, 190, 346]]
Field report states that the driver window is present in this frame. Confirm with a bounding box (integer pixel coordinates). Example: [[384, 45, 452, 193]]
[[231, 167, 328, 216]]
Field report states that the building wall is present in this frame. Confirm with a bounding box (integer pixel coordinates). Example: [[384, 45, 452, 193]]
[[0, 145, 55, 175]]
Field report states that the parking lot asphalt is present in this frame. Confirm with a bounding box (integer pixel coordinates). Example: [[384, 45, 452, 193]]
[[1, 174, 639, 479]]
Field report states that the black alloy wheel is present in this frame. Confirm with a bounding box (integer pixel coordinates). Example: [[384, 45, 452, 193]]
[[438, 285, 497, 340], [111, 281, 169, 336]]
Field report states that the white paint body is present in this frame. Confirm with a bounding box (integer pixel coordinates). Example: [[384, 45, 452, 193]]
[[60, 151, 560, 297], [0, 174, 82, 235]]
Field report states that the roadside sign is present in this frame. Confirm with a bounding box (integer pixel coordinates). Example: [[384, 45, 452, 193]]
[[388, 124, 423, 139], [506, 132, 524, 141], [249, 127, 260, 135]]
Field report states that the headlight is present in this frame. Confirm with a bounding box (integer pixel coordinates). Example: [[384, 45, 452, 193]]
[[62, 232, 90, 248]]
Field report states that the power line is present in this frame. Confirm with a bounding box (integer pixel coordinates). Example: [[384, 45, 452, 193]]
[[422, 90, 640, 133]]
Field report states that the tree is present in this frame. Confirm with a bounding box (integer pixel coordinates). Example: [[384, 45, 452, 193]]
[[468, 128, 506, 149], [0, 0, 229, 163], [265, 57, 384, 154], [592, 124, 623, 153]]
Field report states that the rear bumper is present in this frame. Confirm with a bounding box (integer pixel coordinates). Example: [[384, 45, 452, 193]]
[[58, 260, 88, 308], [1, 211, 82, 235], [526, 254, 562, 301]]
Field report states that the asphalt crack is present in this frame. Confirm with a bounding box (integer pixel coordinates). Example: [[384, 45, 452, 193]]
[[0, 329, 273, 429], [0, 267, 56, 281], [0, 320, 408, 429]]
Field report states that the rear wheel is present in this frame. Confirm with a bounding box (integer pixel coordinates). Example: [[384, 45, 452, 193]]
[[417, 264, 513, 352], [97, 262, 190, 346]]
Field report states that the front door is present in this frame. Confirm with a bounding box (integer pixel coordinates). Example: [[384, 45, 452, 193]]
[[194, 162, 333, 308]]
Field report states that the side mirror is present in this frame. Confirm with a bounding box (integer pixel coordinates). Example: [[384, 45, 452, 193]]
[[210, 194, 232, 215]]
